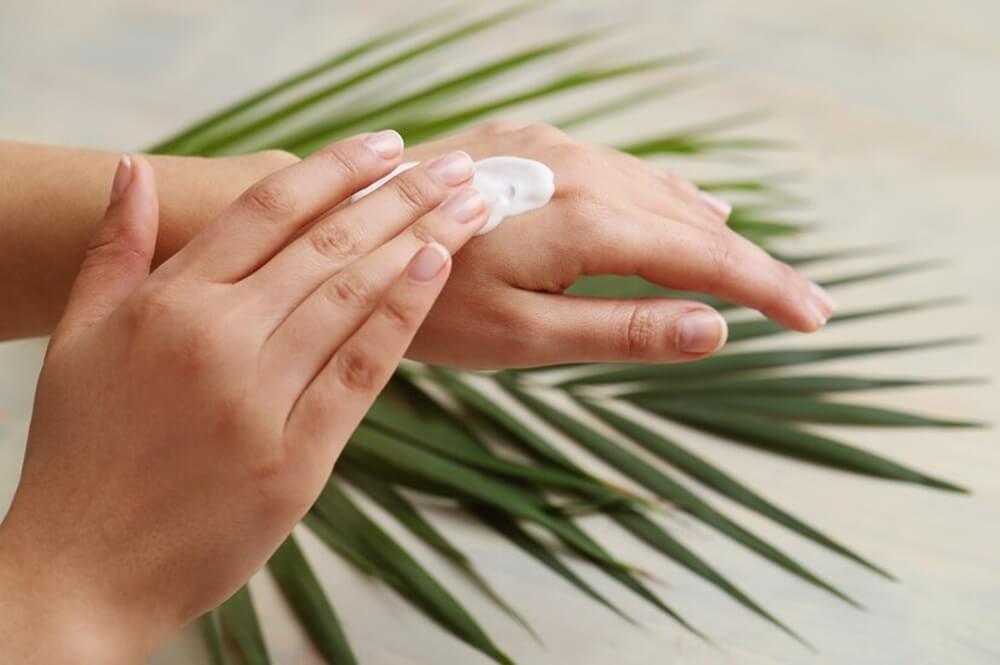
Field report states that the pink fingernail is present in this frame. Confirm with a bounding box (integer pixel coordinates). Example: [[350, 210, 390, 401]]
[[698, 190, 733, 220], [109, 154, 132, 204], [408, 242, 450, 282], [678, 311, 728, 354], [440, 187, 486, 223], [428, 151, 475, 186], [364, 130, 404, 159], [809, 281, 838, 317]]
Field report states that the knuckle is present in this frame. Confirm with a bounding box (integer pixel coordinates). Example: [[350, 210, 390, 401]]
[[325, 269, 375, 308], [123, 285, 177, 334], [409, 220, 439, 245], [705, 234, 739, 292], [308, 222, 360, 261], [478, 119, 522, 135], [393, 174, 434, 215], [623, 303, 661, 357], [82, 234, 147, 273], [380, 296, 418, 330], [241, 179, 297, 218], [248, 149, 299, 172], [524, 122, 566, 143], [336, 348, 383, 394], [319, 143, 365, 182], [174, 321, 224, 380]]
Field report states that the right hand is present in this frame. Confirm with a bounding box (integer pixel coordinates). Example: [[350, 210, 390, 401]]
[[0, 132, 487, 663]]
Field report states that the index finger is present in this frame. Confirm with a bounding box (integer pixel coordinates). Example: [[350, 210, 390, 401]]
[[585, 212, 837, 332], [162, 131, 405, 282]]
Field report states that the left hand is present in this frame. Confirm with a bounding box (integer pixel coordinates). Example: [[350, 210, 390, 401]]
[[401, 122, 837, 368]]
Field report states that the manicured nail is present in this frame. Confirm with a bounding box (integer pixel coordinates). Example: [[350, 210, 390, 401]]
[[364, 130, 404, 159], [805, 302, 828, 329], [698, 190, 732, 220], [809, 281, 838, 317], [109, 154, 132, 204], [428, 151, 475, 186], [440, 187, 486, 223], [408, 242, 450, 282], [678, 310, 727, 354]]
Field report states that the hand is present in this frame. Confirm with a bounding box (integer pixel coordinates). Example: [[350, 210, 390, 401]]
[[0, 133, 487, 662], [401, 122, 838, 368]]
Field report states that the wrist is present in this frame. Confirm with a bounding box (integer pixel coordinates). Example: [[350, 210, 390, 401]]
[[150, 149, 300, 263], [0, 516, 147, 664]]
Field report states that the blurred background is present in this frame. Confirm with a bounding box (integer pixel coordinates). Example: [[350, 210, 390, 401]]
[[1, 1, 997, 663]]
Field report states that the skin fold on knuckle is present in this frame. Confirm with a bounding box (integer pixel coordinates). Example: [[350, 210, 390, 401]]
[[324, 269, 375, 309], [393, 173, 436, 216], [380, 294, 419, 332], [623, 303, 664, 358], [308, 221, 361, 261], [240, 179, 297, 220], [318, 142, 367, 183], [335, 347, 384, 394]]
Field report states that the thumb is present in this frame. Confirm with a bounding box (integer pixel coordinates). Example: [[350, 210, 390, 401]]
[[58, 154, 159, 334]]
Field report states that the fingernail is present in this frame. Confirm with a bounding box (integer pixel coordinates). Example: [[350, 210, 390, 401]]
[[809, 281, 838, 317], [364, 130, 404, 159], [698, 190, 732, 220], [109, 154, 132, 204], [805, 301, 829, 329], [428, 151, 475, 186], [678, 310, 727, 354], [408, 242, 450, 282], [440, 187, 486, 223]]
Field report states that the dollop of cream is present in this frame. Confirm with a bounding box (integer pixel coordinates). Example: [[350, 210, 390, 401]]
[[351, 156, 555, 235]]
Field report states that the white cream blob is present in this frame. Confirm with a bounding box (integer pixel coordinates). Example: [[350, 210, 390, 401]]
[[351, 156, 555, 235]]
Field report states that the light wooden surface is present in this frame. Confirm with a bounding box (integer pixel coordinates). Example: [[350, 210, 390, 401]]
[[1, 1, 997, 663]]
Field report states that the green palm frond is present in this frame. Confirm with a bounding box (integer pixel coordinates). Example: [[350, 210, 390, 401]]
[[158, 6, 982, 663]]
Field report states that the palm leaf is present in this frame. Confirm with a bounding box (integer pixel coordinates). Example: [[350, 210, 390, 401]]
[[268, 536, 358, 665], [148, 5, 982, 664], [218, 586, 271, 665]]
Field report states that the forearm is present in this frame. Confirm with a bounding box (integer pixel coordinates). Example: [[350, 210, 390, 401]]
[[0, 141, 296, 340]]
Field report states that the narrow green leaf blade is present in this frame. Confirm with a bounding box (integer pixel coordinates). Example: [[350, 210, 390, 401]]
[[643, 401, 967, 492], [500, 379, 858, 606], [310, 480, 514, 665], [612, 509, 809, 646], [582, 398, 893, 579], [218, 586, 271, 665], [268, 536, 358, 665], [199, 4, 536, 155], [339, 464, 538, 641], [661, 395, 982, 428], [199, 610, 227, 665], [149, 9, 453, 154], [562, 338, 972, 385]]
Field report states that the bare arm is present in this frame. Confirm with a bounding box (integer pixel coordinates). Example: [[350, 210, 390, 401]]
[[0, 141, 297, 339]]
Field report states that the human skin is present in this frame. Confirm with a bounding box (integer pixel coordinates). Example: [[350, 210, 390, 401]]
[[401, 122, 837, 367], [0, 132, 490, 663], [0, 125, 835, 364], [0, 141, 298, 339]]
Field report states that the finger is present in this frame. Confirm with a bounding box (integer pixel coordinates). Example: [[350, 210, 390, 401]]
[[262, 187, 488, 401], [284, 242, 452, 464], [506, 292, 729, 366], [586, 211, 836, 331], [242, 150, 475, 320], [165, 131, 404, 282], [57, 155, 159, 335]]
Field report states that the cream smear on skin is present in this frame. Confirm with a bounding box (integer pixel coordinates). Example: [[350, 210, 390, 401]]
[[352, 156, 555, 235]]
